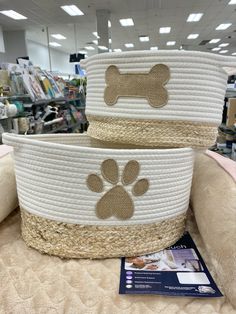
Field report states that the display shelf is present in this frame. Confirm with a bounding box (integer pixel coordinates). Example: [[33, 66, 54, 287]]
[[0, 94, 31, 100], [219, 124, 236, 136], [226, 88, 236, 98], [33, 97, 66, 105], [46, 120, 84, 134]]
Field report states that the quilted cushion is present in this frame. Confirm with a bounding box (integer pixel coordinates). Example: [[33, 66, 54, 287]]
[[191, 152, 236, 309], [0, 209, 235, 313], [0, 149, 18, 222]]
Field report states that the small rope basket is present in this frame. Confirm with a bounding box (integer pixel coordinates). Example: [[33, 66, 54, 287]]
[[3, 133, 193, 259], [82, 50, 236, 148]]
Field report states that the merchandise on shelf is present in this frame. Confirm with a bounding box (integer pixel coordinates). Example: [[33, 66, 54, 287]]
[[0, 61, 88, 139]]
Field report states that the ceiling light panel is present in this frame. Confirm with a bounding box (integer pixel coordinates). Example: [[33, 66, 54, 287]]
[[212, 47, 221, 51], [150, 46, 158, 50], [114, 48, 122, 52], [187, 34, 199, 39], [92, 40, 98, 45], [61, 5, 84, 16], [98, 46, 108, 50], [187, 13, 203, 22], [109, 38, 112, 44], [232, 52, 236, 55], [159, 27, 171, 34], [216, 23, 232, 30], [219, 43, 229, 47], [166, 41, 176, 46], [108, 20, 111, 27], [92, 32, 100, 38], [51, 34, 66, 40], [49, 42, 61, 47], [119, 18, 134, 26], [228, 0, 236, 4], [125, 43, 134, 48], [209, 38, 221, 44], [139, 36, 149, 42], [219, 50, 228, 53], [0, 10, 27, 20], [85, 46, 95, 50]]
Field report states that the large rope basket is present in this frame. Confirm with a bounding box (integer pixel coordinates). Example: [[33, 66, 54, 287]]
[[82, 50, 236, 148], [3, 133, 193, 259]]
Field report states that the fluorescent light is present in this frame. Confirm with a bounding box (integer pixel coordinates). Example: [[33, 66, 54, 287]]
[[187, 13, 203, 22], [232, 52, 236, 55], [139, 36, 149, 42], [51, 34, 66, 40], [109, 49, 112, 52], [219, 50, 228, 54], [113, 48, 122, 52], [209, 38, 221, 44], [187, 34, 199, 39], [119, 18, 134, 26], [0, 10, 27, 20], [125, 43, 134, 48], [159, 27, 171, 34], [93, 32, 100, 38], [212, 47, 221, 51], [216, 23, 232, 30], [228, 0, 236, 4], [187, 33, 199, 39], [49, 42, 61, 47], [85, 46, 95, 50], [92, 40, 98, 45], [166, 41, 176, 46], [61, 5, 84, 16], [79, 50, 87, 54], [150, 46, 158, 50], [108, 20, 111, 27], [219, 43, 229, 47], [98, 46, 108, 50], [109, 38, 112, 44]]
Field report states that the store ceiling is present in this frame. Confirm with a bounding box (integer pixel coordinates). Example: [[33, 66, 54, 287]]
[[0, 0, 236, 56]]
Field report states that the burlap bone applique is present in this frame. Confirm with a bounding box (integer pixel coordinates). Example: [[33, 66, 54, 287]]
[[86, 159, 149, 220], [104, 64, 170, 108]]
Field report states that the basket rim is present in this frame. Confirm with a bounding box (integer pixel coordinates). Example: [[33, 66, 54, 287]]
[[81, 49, 236, 69], [2, 132, 193, 154]]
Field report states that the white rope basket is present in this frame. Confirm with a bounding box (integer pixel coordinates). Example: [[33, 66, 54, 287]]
[[82, 50, 236, 148], [3, 133, 193, 258]]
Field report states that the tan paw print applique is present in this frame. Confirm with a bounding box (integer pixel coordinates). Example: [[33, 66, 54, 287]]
[[86, 159, 149, 220]]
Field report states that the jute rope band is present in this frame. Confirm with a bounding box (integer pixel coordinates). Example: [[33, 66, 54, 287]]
[[21, 208, 186, 259], [87, 115, 218, 148]]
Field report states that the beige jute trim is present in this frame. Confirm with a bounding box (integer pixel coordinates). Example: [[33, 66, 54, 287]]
[[87, 115, 218, 148], [20, 208, 186, 259]]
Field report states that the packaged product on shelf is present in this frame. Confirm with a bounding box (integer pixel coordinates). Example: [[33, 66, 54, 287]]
[[21, 68, 46, 101]]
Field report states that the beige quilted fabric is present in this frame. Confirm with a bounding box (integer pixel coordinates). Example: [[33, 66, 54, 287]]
[[0, 209, 235, 314]]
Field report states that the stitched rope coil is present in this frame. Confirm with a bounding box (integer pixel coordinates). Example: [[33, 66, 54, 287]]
[[82, 50, 236, 147], [3, 133, 193, 258]]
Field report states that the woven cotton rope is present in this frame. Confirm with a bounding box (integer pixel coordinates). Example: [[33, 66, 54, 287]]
[[3, 133, 193, 258], [104, 64, 170, 108], [82, 50, 236, 148]]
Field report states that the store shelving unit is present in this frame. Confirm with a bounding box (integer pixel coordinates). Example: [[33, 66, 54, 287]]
[[0, 93, 87, 142]]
